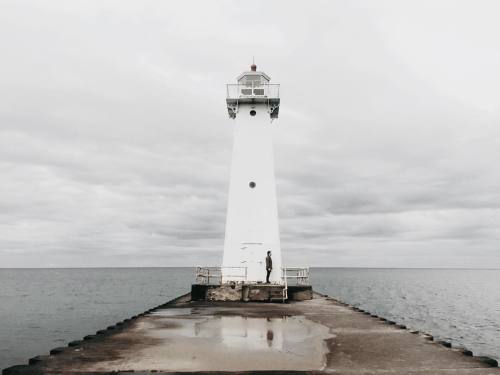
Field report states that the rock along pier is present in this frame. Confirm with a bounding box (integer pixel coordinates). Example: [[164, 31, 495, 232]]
[[4, 290, 500, 374]]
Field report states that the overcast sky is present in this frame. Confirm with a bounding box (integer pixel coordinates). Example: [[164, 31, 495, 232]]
[[1, 0, 499, 268]]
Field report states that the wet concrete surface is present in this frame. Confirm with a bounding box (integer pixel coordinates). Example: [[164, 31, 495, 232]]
[[6, 293, 500, 374]]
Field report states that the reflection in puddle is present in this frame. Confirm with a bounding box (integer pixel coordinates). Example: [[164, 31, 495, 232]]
[[152, 308, 193, 316], [151, 312, 331, 356], [93, 308, 334, 371], [267, 329, 274, 347], [216, 316, 285, 350]]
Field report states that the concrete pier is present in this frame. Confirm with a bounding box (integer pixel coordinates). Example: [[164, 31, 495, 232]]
[[4, 293, 499, 374]]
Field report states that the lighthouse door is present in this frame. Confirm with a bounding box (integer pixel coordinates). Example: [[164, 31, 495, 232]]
[[240, 242, 264, 282]]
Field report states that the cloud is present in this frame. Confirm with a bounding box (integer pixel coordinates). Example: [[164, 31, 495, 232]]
[[0, 0, 500, 267]]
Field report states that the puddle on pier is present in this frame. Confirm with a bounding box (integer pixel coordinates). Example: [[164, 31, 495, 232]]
[[155, 314, 320, 351], [91, 308, 334, 371]]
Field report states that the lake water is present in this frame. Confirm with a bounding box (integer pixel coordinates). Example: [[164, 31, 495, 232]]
[[1, 268, 500, 369], [311, 268, 500, 363]]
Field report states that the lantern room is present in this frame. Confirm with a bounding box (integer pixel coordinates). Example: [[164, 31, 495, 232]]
[[226, 64, 280, 119]]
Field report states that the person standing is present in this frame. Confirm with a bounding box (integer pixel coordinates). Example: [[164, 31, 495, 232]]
[[265, 251, 273, 283]]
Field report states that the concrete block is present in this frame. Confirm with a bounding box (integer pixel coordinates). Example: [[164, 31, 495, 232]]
[[191, 284, 217, 301], [476, 356, 498, 367], [2, 365, 34, 375], [437, 340, 452, 348], [207, 285, 242, 301], [49, 347, 66, 355], [248, 287, 270, 301], [28, 355, 49, 365], [287, 285, 313, 300]]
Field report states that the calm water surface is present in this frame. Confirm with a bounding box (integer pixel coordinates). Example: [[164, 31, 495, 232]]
[[0, 268, 192, 370], [312, 268, 500, 363], [1, 267, 500, 369]]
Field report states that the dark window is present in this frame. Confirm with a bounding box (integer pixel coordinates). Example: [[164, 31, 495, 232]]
[[249, 181, 256, 188], [250, 110, 256, 116]]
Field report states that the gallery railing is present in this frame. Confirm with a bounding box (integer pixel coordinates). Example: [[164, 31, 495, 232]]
[[226, 83, 280, 100], [195, 266, 247, 285], [195, 266, 309, 287]]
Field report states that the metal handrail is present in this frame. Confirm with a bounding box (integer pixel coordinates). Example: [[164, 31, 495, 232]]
[[195, 266, 247, 285], [281, 267, 310, 286], [283, 267, 288, 302], [226, 83, 280, 99]]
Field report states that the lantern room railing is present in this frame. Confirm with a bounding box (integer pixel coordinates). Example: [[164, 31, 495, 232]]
[[226, 83, 280, 100]]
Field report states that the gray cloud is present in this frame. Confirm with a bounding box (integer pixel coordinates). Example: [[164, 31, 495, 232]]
[[1, 0, 500, 268]]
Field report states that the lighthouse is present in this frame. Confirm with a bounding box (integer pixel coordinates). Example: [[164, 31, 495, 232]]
[[222, 64, 282, 284]]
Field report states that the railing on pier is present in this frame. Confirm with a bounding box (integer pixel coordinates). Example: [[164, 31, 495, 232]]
[[281, 267, 310, 286], [226, 83, 280, 100], [280, 267, 310, 302], [195, 266, 247, 285]]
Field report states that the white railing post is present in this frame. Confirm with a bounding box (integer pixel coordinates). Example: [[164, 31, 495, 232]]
[[280, 267, 310, 286]]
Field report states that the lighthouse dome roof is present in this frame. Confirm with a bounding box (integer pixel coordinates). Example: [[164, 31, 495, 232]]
[[236, 64, 271, 83]]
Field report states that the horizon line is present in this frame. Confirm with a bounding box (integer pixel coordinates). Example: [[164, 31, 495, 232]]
[[1, 266, 500, 270]]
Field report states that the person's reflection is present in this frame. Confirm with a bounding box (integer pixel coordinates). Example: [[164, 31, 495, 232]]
[[266, 329, 274, 348], [194, 321, 201, 336]]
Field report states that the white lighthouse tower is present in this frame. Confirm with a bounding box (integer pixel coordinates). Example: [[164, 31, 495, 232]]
[[222, 64, 282, 284]]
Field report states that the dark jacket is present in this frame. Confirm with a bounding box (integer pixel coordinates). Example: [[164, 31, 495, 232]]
[[266, 255, 272, 269]]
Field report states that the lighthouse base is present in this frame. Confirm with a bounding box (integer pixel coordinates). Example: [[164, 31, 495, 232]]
[[191, 284, 313, 302]]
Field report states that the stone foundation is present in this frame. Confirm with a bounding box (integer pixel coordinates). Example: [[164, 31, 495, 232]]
[[191, 284, 313, 302], [287, 285, 314, 300]]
